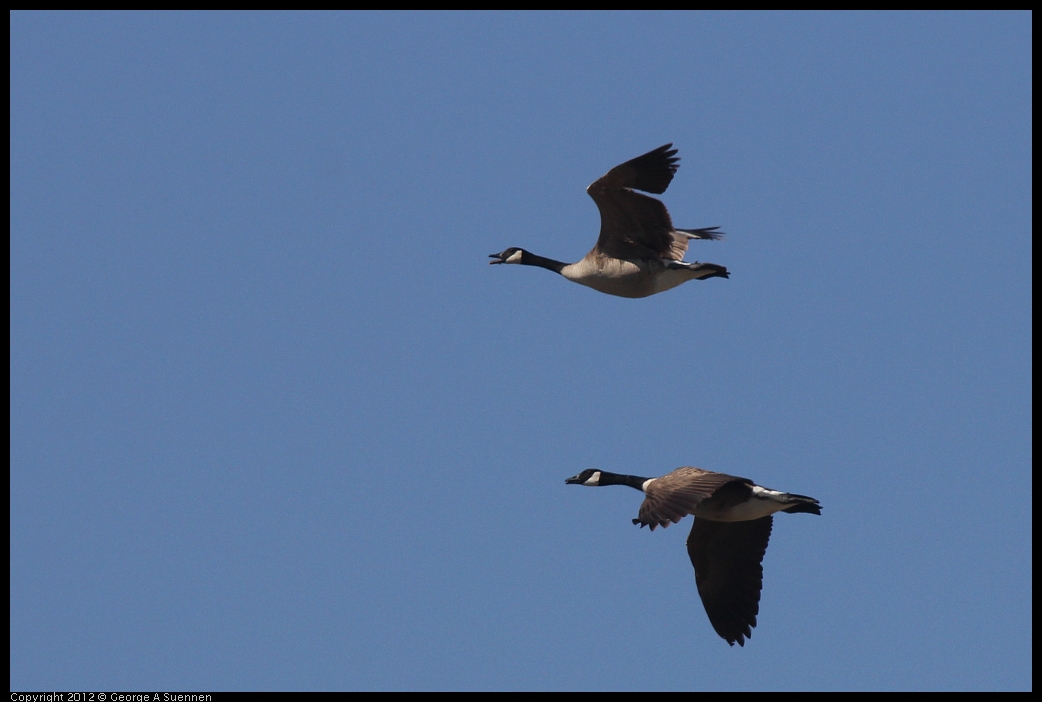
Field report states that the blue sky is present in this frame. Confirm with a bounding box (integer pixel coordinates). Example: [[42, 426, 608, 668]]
[[10, 12, 1031, 691]]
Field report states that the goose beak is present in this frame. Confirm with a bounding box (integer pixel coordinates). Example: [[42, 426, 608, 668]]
[[489, 253, 505, 264], [565, 474, 583, 485]]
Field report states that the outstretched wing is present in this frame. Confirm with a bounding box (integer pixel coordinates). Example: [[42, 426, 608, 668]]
[[587, 144, 686, 261], [634, 467, 750, 530], [687, 516, 773, 647]]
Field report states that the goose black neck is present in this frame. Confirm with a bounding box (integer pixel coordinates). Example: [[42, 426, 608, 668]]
[[597, 471, 652, 491], [521, 250, 567, 275]]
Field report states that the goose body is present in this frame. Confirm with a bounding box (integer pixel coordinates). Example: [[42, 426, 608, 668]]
[[490, 144, 728, 298], [566, 466, 821, 647]]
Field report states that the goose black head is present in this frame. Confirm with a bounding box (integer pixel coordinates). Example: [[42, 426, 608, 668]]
[[565, 469, 602, 486], [489, 247, 525, 265]]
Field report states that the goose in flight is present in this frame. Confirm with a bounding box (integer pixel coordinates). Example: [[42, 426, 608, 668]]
[[490, 144, 728, 298], [566, 466, 821, 646]]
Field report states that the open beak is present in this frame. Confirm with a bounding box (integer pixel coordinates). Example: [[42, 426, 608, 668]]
[[489, 253, 505, 265]]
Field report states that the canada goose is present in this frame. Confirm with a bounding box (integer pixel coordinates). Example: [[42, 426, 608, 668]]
[[490, 144, 729, 298], [566, 466, 821, 646]]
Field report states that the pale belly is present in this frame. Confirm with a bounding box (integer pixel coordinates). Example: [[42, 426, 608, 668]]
[[561, 259, 692, 299]]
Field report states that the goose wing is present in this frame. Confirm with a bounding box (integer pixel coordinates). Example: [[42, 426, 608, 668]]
[[634, 466, 751, 530], [587, 144, 689, 261], [687, 515, 773, 647]]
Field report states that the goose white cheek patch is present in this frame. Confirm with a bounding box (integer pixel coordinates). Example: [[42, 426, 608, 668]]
[[583, 471, 602, 486]]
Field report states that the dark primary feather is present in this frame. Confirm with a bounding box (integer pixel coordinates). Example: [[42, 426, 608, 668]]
[[688, 516, 774, 647], [588, 143, 679, 195]]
